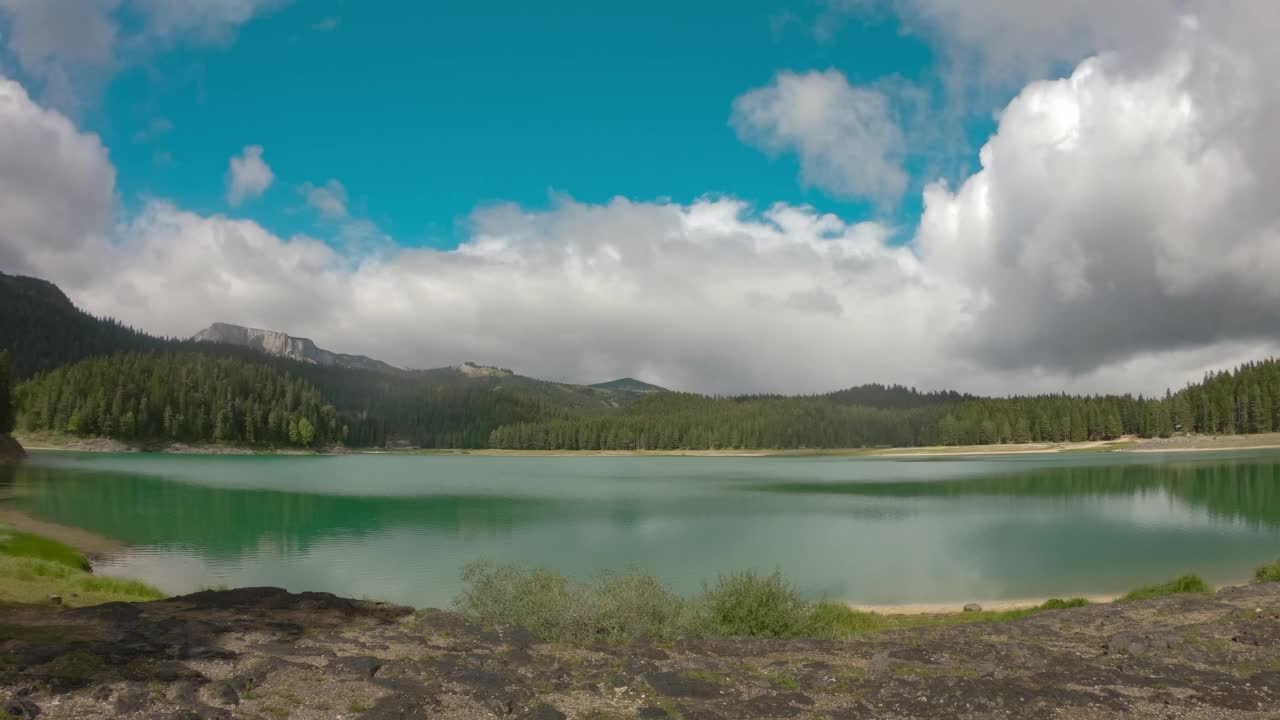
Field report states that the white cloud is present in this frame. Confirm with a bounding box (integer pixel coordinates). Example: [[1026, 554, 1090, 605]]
[[913, 11, 1280, 375], [0, 0, 285, 107], [311, 16, 339, 32], [0, 75, 115, 286], [225, 144, 273, 205], [0, 0, 118, 110], [5, 3, 1280, 397], [302, 179, 348, 218], [126, 0, 287, 46], [732, 70, 907, 202]]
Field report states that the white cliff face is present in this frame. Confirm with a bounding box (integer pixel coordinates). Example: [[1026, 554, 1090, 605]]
[[191, 323, 398, 373]]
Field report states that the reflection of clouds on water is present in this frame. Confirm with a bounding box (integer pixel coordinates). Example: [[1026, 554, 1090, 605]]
[[17, 451, 1280, 607]]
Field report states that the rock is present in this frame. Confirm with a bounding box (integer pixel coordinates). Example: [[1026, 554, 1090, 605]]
[[364, 692, 442, 719], [327, 655, 383, 679], [964, 603, 983, 613], [2, 698, 40, 719], [674, 705, 724, 720], [207, 682, 239, 706], [46, 595, 62, 606], [742, 691, 815, 718], [518, 704, 566, 720], [868, 650, 893, 678], [0, 434, 27, 464], [644, 671, 722, 699], [638, 706, 670, 719]]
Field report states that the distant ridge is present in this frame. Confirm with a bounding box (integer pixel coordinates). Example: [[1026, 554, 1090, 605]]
[[589, 377, 668, 393], [192, 322, 398, 374]]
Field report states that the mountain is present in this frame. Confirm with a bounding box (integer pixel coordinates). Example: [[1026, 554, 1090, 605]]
[[409, 364, 662, 409], [0, 271, 169, 379], [590, 377, 668, 394], [192, 323, 399, 374]]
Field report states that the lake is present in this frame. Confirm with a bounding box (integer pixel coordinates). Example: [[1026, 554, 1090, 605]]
[[3, 449, 1280, 609]]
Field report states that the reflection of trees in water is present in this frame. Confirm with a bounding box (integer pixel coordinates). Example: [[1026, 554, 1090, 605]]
[[13, 457, 1280, 561], [755, 459, 1280, 528], [9, 464, 554, 556]]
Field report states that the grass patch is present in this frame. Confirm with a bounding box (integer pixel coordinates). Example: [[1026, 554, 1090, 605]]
[[803, 598, 1089, 639], [455, 562, 1093, 644], [347, 701, 370, 713], [1121, 574, 1209, 601], [0, 528, 90, 571], [0, 555, 164, 606], [1252, 560, 1280, 584]]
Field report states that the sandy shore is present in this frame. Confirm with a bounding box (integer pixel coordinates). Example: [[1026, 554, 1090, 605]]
[[848, 593, 1123, 615], [0, 505, 124, 557]]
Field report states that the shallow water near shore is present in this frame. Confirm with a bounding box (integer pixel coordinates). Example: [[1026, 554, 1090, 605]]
[[3, 449, 1280, 609]]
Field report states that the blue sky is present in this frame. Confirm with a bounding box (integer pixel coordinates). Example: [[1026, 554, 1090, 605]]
[[88, 0, 964, 247], [7, 1, 1272, 396]]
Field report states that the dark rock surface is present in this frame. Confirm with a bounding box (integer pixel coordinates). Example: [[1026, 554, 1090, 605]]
[[3, 584, 1280, 718], [0, 434, 26, 464]]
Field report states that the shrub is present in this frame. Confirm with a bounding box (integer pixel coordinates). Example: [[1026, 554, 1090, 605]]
[[697, 570, 810, 638], [1121, 574, 1209, 601], [1252, 560, 1280, 584], [453, 561, 691, 644]]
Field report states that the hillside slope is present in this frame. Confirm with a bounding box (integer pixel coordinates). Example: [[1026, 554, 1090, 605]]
[[0, 272, 168, 379]]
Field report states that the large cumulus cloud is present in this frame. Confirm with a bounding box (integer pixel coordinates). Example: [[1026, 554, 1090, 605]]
[[914, 11, 1280, 374], [4, 3, 1280, 396]]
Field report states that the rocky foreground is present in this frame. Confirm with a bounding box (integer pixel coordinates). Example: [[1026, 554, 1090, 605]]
[[3, 585, 1280, 720]]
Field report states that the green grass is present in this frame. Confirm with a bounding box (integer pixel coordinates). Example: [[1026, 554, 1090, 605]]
[[0, 525, 164, 607], [1253, 560, 1280, 584], [803, 597, 1089, 639], [0, 528, 90, 571], [0, 555, 164, 606], [1120, 574, 1209, 601], [454, 562, 1094, 645]]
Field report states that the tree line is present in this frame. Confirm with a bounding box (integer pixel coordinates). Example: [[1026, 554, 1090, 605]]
[[12, 351, 1280, 451], [489, 359, 1280, 450], [14, 353, 343, 447]]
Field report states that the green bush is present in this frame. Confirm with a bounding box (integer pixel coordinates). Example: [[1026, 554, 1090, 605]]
[[1121, 574, 1209, 601], [1252, 560, 1280, 584], [698, 570, 810, 638], [453, 561, 692, 644]]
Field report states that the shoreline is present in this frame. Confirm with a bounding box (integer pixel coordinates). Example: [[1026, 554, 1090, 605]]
[[21, 436, 1280, 459], [0, 505, 125, 559]]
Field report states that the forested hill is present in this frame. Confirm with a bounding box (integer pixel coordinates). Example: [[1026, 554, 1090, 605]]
[[488, 360, 1280, 450], [5, 271, 1280, 451], [0, 271, 171, 379]]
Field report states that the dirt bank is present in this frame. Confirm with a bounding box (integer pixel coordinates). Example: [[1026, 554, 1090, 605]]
[[2, 584, 1279, 719]]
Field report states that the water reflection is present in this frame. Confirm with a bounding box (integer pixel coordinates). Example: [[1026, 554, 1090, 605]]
[[6, 451, 1280, 607]]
